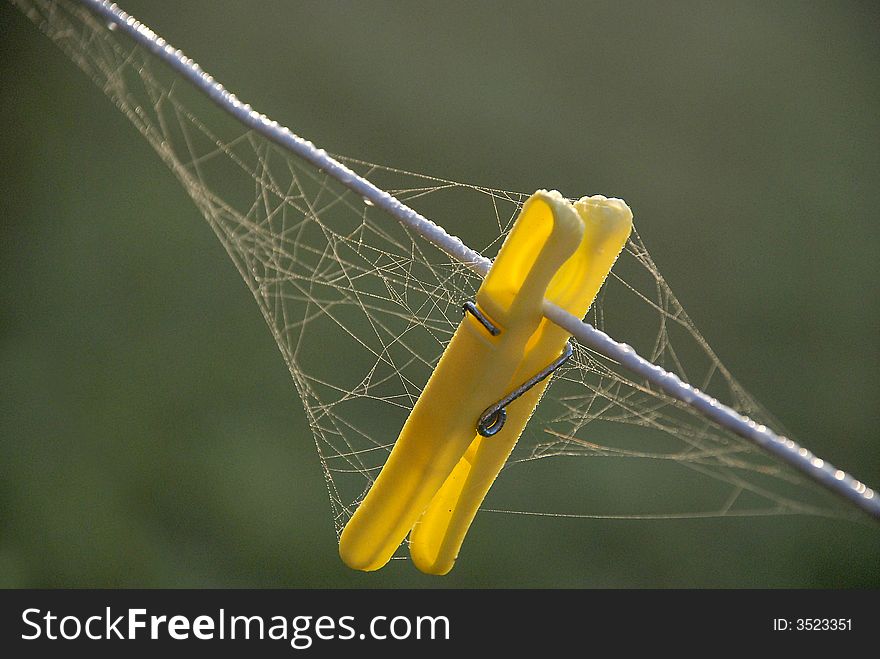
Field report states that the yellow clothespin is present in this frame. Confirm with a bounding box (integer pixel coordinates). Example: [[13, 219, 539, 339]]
[[339, 190, 633, 574]]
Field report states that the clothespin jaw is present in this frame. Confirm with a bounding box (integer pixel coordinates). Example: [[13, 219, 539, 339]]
[[338, 190, 632, 574]]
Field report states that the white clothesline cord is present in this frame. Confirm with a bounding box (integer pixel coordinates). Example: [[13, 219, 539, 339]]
[[70, 0, 880, 520]]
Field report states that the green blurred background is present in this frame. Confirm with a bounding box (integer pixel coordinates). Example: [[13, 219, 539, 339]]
[[1, 0, 878, 587]]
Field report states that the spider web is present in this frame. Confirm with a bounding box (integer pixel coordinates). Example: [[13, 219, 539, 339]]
[[16, 0, 853, 547]]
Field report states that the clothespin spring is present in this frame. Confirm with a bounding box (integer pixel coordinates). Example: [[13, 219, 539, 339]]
[[462, 301, 501, 336], [463, 300, 573, 437]]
